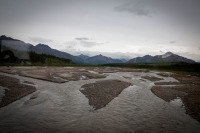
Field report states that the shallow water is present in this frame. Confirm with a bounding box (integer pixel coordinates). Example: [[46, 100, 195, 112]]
[[0, 71, 200, 133], [0, 86, 7, 102], [170, 97, 184, 107]]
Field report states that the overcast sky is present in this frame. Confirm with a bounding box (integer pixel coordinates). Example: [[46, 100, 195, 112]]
[[0, 0, 200, 61]]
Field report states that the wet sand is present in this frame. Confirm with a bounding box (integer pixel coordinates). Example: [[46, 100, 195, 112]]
[[142, 75, 164, 81], [0, 75, 36, 108], [0, 67, 106, 83], [80, 80, 131, 109], [151, 74, 200, 122]]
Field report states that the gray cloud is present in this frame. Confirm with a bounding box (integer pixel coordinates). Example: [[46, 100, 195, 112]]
[[81, 41, 103, 47], [170, 41, 176, 44], [31, 37, 54, 44], [75, 37, 103, 47], [75, 37, 90, 41], [114, 1, 151, 16], [64, 41, 77, 49], [66, 45, 74, 49], [160, 50, 164, 53], [66, 38, 103, 48], [1, 0, 200, 61]]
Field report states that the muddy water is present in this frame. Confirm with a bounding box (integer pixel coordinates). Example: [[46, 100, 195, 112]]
[[0, 71, 200, 133]]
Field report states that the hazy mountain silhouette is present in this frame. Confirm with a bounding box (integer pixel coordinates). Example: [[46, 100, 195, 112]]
[[31, 44, 83, 63], [84, 54, 123, 65], [128, 52, 195, 63], [0, 35, 196, 64], [78, 54, 90, 60], [0, 35, 83, 63], [0, 35, 20, 41]]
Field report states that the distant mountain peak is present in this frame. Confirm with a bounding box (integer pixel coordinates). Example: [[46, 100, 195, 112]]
[[143, 55, 152, 57], [36, 43, 50, 49], [0, 35, 20, 41], [165, 51, 173, 54], [78, 54, 90, 60], [128, 51, 195, 64], [162, 52, 174, 58], [79, 54, 86, 56], [85, 54, 123, 65]]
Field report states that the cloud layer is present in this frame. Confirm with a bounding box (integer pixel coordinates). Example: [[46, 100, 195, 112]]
[[115, 1, 151, 16], [0, 0, 200, 62]]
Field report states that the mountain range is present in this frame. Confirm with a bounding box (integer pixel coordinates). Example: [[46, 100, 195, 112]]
[[0, 35, 196, 64], [128, 52, 195, 64], [81, 54, 124, 65], [0, 35, 82, 63]]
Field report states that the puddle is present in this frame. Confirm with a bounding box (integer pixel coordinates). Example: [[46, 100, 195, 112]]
[[80, 75, 87, 80], [0, 86, 8, 102], [170, 97, 184, 107], [87, 70, 98, 74]]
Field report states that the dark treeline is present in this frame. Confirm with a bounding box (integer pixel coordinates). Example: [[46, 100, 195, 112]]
[[102, 62, 200, 76], [0, 52, 74, 66], [29, 52, 72, 65], [1, 50, 200, 77]]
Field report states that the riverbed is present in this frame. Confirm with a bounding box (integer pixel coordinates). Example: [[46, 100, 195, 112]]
[[0, 67, 200, 132]]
